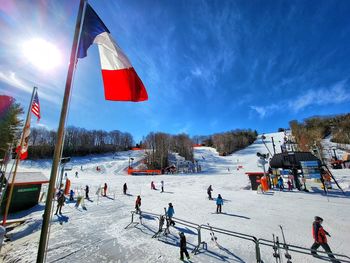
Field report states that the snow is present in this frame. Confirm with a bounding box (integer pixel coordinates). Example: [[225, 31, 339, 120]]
[[2, 132, 350, 263]]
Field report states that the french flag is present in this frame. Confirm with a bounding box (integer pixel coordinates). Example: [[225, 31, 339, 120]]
[[77, 3, 148, 102]]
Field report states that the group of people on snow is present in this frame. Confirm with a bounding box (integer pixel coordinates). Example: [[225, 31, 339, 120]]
[[207, 185, 224, 213], [150, 180, 164, 192]]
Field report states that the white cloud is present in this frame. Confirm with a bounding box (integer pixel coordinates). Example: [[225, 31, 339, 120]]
[[290, 80, 350, 111], [250, 104, 280, 119], [191, 67, 202, 77], [0, 70, 60, 105]]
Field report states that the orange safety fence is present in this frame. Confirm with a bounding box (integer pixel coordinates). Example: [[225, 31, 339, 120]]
[[127, 167, 162, 175]]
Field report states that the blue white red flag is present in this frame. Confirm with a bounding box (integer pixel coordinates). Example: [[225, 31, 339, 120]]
[[78, 4, 148, 102]]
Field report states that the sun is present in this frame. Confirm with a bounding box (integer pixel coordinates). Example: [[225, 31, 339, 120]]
[[22, 38, 61, 71]]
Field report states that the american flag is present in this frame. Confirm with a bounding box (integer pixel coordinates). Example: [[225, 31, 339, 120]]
[[31, 91, 40, 121]]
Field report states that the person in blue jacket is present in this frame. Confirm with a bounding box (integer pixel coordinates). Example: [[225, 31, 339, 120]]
[[166, 203, 175, 226], [216, 194, 223, 213]]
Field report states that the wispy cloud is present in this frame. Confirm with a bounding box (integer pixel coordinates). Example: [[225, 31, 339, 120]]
[[0, 70, 60, 105], [250, 104, 280, 119], [289, 80, 350, 111]]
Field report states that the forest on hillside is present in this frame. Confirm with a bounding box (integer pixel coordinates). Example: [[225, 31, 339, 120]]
[[289, 113, 350, 151]]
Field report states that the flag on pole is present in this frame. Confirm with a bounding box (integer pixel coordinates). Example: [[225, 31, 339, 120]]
[[15, 113, 31, 160], [77, 3, 148, 102], [31, 90, 40, 121]]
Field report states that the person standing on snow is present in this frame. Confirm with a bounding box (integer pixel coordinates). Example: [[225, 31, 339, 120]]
[[55, 192, 65, 215], [161, 180, 164, 193], [207, 185, 213, 200], [123, 183, 128, 195], [85, 185, 89, 200], [151, 181, 156, 190], [278, 176, 284, 191], [103, 183, 108, 196], [311, 216, 339, 262], [179, 232, 190, 261], [166, 203, 175, 226], [287, 180, 292, 191], [216, 194, 223, 213], [135, 195, 141, 214], [75, 171, 78, 178]]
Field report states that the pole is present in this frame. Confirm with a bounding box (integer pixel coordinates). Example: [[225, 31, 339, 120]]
[[271, 137, 276, 155], [36, 1, 86, 262], [2, 87, 37, 226]]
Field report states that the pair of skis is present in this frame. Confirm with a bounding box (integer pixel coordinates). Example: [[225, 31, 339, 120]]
[[207, 223, 219, 247], [273, 225, 292, 263]]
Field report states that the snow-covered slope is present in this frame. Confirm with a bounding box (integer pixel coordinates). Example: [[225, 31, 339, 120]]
[[2, 132, 350, 263]]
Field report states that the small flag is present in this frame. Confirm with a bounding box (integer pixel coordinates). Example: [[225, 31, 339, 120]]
[[15, 113, 31, 160], [77, 3, 148, 102], [31, 91, 40, 121]]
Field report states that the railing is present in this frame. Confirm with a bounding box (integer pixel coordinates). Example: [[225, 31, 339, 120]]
[[125, 210, 350, 263]]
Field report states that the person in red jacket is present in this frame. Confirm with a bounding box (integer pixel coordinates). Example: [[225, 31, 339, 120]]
[[311, 216, 339, 262], [135, 195, 141, 214]]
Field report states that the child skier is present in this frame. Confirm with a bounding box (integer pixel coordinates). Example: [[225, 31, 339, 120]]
[[135, 195, 141, 214], [179, 232, 190, 261], [278, 176, 284, 191], [216, 194, 223, 213], [123, 183, 128, 195], [311, 216, 339, 262], [207, 185, 213, 200], [166, 203, 175, 226]]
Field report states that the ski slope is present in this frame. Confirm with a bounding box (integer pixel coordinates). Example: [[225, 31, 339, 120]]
[[2, 132, 350, 263]]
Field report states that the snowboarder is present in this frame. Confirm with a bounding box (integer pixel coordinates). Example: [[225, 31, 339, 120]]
[[216, 194, 223, 213], [75, 171, 78, 178], [151, 181, 156, 190], [287, 180, 292, 191], [207, 185, 213, 200], [161, 180, 164, 192], [278, 176, 284, 191], [179, 232, 190, 261], [135, 195, 141, 214], [123, 183, 128, 195], [55, 192, 65, 215], [103, 183, 107, 196], [69, 189, 74, 201], [166, 203, 175, 226], [85, 185, 89, 199], [311, 216, 338, 262]]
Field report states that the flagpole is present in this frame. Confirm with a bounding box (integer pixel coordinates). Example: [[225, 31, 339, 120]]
[[2, 86, 37, 226], [36, 0, 86, 262]]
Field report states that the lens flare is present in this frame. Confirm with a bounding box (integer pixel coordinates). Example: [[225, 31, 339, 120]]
[[22, 38, 61, 71]]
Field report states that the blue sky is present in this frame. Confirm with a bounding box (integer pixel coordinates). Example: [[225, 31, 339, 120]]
[[1, 0, 350, 143]]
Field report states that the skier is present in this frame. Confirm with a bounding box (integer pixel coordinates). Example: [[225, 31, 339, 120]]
[[64, 172, 68, 179], [151, 181, 156, 190], [75, 171, 78, 178], [161, 180, 164, 192], [216, 194, 223, 213], [69, 189, 74, 201], [287, 180, 293, 191], [207, 185, 213, 200], [166, 203, 175, 226], [85, 185, 89, 200], [55, 192, 65, 215], [179, 232, 190, 261], [311, 216, 339, 262], [135, 195, 141, 214], [103, 183, 107, 196], [123, 183, 128, 195], [278, 176, 284, 191]]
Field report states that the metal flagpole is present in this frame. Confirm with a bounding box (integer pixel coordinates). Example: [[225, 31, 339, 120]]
[[2, 86, 37, 226], [36, 0, 86, 262]]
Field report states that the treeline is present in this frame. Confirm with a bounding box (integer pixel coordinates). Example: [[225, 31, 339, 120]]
[[289, 113, 350, 151], [0, 96, 23, 158], [143, 132, 193, 169], [28, 126, 134, 159], [192, 129, 258, 155]]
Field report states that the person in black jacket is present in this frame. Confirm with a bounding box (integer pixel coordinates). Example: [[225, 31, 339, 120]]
[[179, 232, 190, 261]]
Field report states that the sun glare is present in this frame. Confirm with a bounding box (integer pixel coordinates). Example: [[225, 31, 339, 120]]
[[22, 38, 61, 71]]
